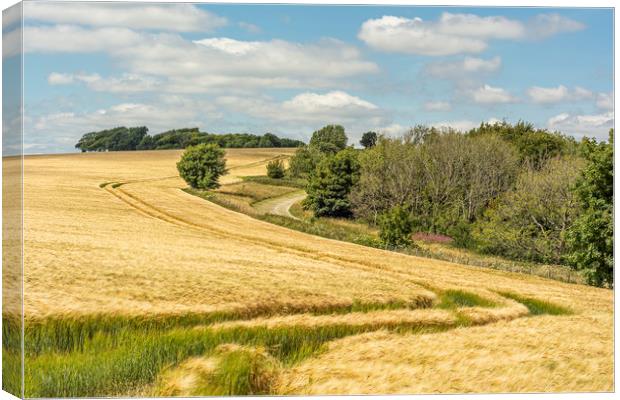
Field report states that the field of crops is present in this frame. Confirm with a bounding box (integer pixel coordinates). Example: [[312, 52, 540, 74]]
[[5, 148, 613, 396]]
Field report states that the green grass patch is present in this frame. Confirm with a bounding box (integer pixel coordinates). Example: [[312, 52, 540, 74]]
[[437, 290, 498, 310], [17, 297, 434, 357], [154, 344, 280, 396], [499, 292, 573, 316], [242, 175, 307, 189], [216, 181, 297, 203], [24, 318, 452, 397]]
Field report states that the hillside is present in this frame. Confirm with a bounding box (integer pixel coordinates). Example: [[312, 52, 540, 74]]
[[9, 148, 613, 396]]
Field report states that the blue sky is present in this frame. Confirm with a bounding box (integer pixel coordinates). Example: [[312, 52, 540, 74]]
[[4, 2, 614, 153]]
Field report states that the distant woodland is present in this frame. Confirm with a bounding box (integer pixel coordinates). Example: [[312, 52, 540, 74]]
[[75, 127, 305, 152]]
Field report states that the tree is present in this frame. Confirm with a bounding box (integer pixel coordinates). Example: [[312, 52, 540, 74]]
[[473, 157, 583, 264], [259, 133, 281, 148], [360, 131, 378, 149], [350, 132, 519, 237], [287, 146, 323, 178], [266, 159, 286, 179], [177, 143, 227, 190], [567, 130, 614, 287], [466, 120, 576, 168], [303, 148, 360, 217], [309, 125, 347, 154], [76, 127, 304, 151], [378, 206, 414, 247]]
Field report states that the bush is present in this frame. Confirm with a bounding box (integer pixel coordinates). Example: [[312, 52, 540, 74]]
[[177, 143, 227, 189], [266, 159, 286, 179], [303, 148, 360, 217], [378, 206, 414, 248]]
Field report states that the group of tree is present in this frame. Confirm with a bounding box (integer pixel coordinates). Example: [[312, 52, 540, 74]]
[[175, 121, 612, 287], [287, 122, 613, 287], [75, 126, 304, 152]]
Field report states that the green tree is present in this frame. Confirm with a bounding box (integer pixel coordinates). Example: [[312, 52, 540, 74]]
[[177, 143, 227, 190], [266, 159, 286, 179], [287, 146, 323, 178], [360, 131, 378, 149], [473, 157, 583, 264], [378, 205, 414, 247], [303, 148, 360, 217], [467, 120, 576, 168], [309, 125, 347, 154], [259, 133, 281, 148], [567, 130, 614, 287]]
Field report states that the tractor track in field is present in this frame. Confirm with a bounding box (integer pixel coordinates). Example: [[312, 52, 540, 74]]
[[100, 174, 547, 321], [98, 155, 557, 336]]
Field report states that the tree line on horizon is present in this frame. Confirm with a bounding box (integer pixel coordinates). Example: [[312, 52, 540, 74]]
[[74, 127, 305, 152]]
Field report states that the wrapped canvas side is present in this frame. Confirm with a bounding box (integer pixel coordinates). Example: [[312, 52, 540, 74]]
[[2, 2, 23, 398]]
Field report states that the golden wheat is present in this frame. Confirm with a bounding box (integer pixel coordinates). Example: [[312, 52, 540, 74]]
[[14, 148, 613, 393]]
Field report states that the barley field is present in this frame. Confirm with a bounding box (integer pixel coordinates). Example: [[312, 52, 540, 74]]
[[5, 148, 613, 396]]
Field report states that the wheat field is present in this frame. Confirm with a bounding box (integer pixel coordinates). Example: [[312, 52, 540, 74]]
[[7, 148, 613, 396]]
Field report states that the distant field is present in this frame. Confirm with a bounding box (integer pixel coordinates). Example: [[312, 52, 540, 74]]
[[7, 148, 613, 396]]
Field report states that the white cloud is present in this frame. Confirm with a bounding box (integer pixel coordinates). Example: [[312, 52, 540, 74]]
[[48, 72, 74, 85], [23, 25, 142, 53], [238, 22, 261, 34], [424, 101, 451, 112], [528, 14, 585, 39], [596, 92, 613, 110], [431, 118, 501, 132], [48, 72, 161, 93], [527, 85, 593, 104], [375, 123, 409, 137], [194, 37, 261, 55], [425, 56, 501, 79], [216, 91, 383, 125], [359, 13, 584, 56], [547, 111, 613, 140], [471, 84, 517, 104], [29, 29, 378, 92], [438, 12, 524, 39], [358, 15, 487, 56], [2, 27, 21, 58], [24, 2, 227, 32]]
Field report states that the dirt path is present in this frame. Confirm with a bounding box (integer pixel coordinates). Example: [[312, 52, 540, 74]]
[[253, 190, 306, 219]]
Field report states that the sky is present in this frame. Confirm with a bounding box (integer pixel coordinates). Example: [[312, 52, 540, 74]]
[[2, 2, 614, 154]]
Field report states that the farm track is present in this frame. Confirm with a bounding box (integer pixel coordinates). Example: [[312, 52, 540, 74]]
[[253, 191, 307, 219]]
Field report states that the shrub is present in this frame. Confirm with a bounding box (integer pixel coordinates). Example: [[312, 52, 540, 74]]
[[266, 159, 286, 179], [378, 206, 414, 248], [177, 143, 227, 190]]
